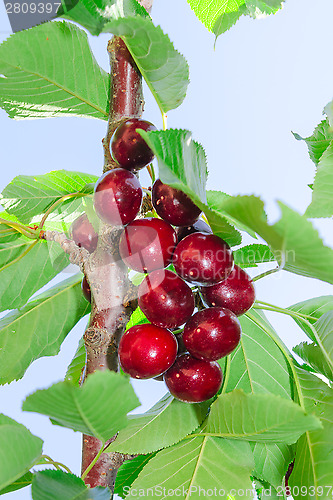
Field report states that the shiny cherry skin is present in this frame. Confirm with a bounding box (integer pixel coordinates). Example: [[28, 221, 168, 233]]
[[94, 168, 142, 226], [164, 353, 223, 403], [152, 179, 202, 227], [81, 276, 91, 303], [173, 232, 234, 286], [118, 324, 178, 379], [138, 269, 195, 329], [200, 265, 255, 316], [111, 118, 156, 171], [70, 214, 98, 253], [183, 307, 241, 361], [119, 218, 177, 273], [176, 219, 212, 243]]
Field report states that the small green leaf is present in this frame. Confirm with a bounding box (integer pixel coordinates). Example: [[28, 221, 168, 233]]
[[125, 306, 149, 330], [0, 415, 43, 491], [205, 390, 321, 444], [114, 454, 156, 499], [245, 0, 284, 16], [65, 336, 86, 385], [234, 244, 275, 268], [0, 275, 90, 384], [289, 296, 333, 341], [305, 141, 333, 218], [23, 371, 140, 442], [103, 17, 189, 113], [106, 393, 209, 454], [0, 22, 109, 120], [251, 443, 294, 489], [31, 470, 110, 499], [0, 471, 33, 495], [293, 118, 333, 166], [293, 342, 333, 381]]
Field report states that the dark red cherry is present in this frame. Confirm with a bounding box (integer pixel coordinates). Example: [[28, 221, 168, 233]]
[[152, 179, 202, 227], [200, 265, 255, 316], [183, 307, 241, 361], [164, 354, 223, 403], [173, 232, 234, 286], [138, 269, 195, 329], [176, 219, 212, 243], [81, 276, 91, 303], [118, 324, 178, 379], [70, 214, 98, 253], [94, 168, 142, 226], [119, 218, 177, 273], [111, 118, 156, 170]]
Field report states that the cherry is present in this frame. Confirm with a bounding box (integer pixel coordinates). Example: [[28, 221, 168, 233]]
[[138, 269, 195, 329], [152, 179, 202, 227], [119, 218, 177, 273], [176, 219, 212, 243], [70, 214, 98, 253], [164, 353, 223, 403], [183, 307, 241, 361], [118, 324, 178, 379], [173, 232, 234, 286], [94, 168, 142, 226], [111, 118, 156, 170], [200, 265, 255, 316], [81, 276, 91, 303]]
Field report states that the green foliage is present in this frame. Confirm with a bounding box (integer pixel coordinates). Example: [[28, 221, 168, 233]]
[[0, 471, 33, 495], [0, 22, 109, 120], [31, 470, 110, 499], [114, 454, 156, 499], [293, 119, 333, 167], [233, 244, 275, 268], [289, 296, 333, 340], [251, 443, 293, 489], [0, 275, 89, 384], [293, 341, 333, 381], [23, 371, 139, 442], [0, 415, 43, 491], [305, 142, 333, 218], [65, 336, 86, 385]]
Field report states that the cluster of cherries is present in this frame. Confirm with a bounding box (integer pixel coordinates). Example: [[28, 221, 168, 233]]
[[70, 118, 256, 403]]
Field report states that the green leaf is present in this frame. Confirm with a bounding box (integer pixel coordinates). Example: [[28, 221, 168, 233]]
[[23, 371, 139, 442], [290, 368, 333, 499], [245, 0, 284, 16], [205, 390, 321, 444], [65, 336, 86, 385], [213, 4, 248, 37], [289, 296, 333, 341], [234, 244, 275, 268], [57, 0, 149, 36], [0, 415, 43, 491], [0, 274, 90, 384], [1, 170, 97, 224], [140, 129, 242, 245], [31, 470, 110, 500], [0, 239, 69, 312], [106, 393, 209, 454], [305, 141, 333, 218], [103, 17, 189, 113], [125, 306, 149, 330], [293, 342, 333, 381], [293, 119, 333, 166], [0, 471, 33, 495], [129, 436, 254, 498], [307, 312, 333, 373], [114, 454, 156, 499], [0, 22, 109, 120], [251, 443, 294, 489]]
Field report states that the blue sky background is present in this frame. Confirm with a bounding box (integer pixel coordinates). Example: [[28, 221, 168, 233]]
[[1, 0, 333, 497]]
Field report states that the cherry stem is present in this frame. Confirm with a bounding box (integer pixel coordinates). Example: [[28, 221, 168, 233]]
[[39, 455, 73, 474], [252, 267, 280, 282], [38, 192, 82, 230], [146, 163, 155, 183], [81, 444, 105, 481], [0, 217, 38, 239]]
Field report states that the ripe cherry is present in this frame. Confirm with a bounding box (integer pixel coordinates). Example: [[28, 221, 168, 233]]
[[111, 118, 156, 170], [138, 269, 195, 329], [94, 168, 142, 226], [152, 179, 202, 227], [173, 232, 234, 286], [200, 265, 255, 316], [176, 219, 212, 243], [119, 218, 177, 273], [164, 353, 223, 403], [183, 307, 241, 361], [118, 324, 178, 379], [81, 276, 91, 303], [70, 214, 98, 253]]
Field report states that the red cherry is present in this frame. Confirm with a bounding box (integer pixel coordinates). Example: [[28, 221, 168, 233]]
[[152, 179, 202, 227], [200, 265, 255, 316], [111, 118, 156, 170], [176, 219, 212, 243], [173, 232, 234, 286], [164, 353, 223, 403], [119, 218, 177, 273], [70, 214, 98, 253], [183, 307, 241, 361], [138, 269, 195, 329], [118, 324, 178, 379], [94, 168, 142, 226], [81, 276, 91, 303]]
